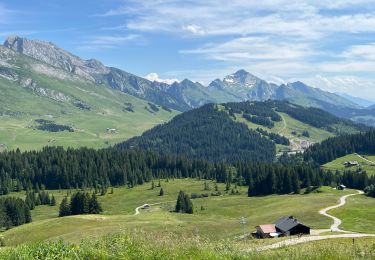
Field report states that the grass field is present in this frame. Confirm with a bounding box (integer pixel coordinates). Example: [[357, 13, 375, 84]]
[[0, 179, 360, 247], [330, 194, 375, 233], [322, 153, 375, 176]]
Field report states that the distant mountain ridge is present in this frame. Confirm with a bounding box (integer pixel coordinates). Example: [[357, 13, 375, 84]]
[[3, 35, 375, 126]]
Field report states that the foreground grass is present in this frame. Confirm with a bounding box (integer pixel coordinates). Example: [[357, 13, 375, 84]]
[[1, 232, 375, 260], [0, 180, 359, 246]]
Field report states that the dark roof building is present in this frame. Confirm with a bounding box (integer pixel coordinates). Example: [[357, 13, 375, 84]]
[[274, 216, 310, 236], [344, 161, 359, 167]]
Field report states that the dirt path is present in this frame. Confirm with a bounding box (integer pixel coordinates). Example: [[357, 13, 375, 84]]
[[355, 153, 375, 165], [277, 114, 287, 135], [256, 233, 375, 251], [254, 190, 374, 251], [319, 190, 364, 232], [134, 201, 174, 215]]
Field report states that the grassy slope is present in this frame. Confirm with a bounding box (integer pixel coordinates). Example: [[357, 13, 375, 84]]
[[330, 194, 375, 233], [234, 111, 334, 153], [0, 73, 178, 150], [322, 153, 375, 176], [0, 179, 358, 246]]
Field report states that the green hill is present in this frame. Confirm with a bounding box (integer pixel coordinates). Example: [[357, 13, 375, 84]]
[[119, 100, 366, 160], [322, 154, 375, 176], [0, 46, 177, 150]]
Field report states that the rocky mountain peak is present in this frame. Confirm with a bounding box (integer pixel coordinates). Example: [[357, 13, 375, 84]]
[[223, 69, 261, 88], [3, 35, 110, 79]]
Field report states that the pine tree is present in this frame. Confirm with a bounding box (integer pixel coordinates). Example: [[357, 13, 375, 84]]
[[175, 191, 193, 214], [159, 188, 164, 196], [59, 197, 70, 217], [89, 193, 102, 214], [50, 195, 56, 206], [151, 181, 155, 190]]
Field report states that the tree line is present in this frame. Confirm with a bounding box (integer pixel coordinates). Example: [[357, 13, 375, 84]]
[[0, 145, 374, 200], [0, 197, 31, 229], [59, 191, 102, 217]]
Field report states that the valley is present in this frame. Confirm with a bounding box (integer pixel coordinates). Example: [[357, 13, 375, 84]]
[[0, 28, 375, 259]]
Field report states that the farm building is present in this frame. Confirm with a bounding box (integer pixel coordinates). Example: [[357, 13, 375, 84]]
[[337, 184, 346, 190], [254, 224, 279, 238], [344, 161, 359, 167], [254, 216, 310, 238], [274, 216, 310, 236]]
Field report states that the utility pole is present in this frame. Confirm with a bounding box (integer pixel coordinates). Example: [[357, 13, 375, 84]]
[[239, 216, 247, 240]]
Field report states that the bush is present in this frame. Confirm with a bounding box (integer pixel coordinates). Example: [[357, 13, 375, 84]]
[[0, 236, 5, 247]]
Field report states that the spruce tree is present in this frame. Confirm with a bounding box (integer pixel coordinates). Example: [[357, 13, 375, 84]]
[[59, 197, 70, 217], [159, 188, 164, 196], [89, 193, 102, 214], [50, 195, 56, 206], [175, 191, 193, 214]]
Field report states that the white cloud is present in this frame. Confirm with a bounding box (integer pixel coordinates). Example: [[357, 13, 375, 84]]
[[181, 36, 314, 61], [182, 24, 206, 35], [145, 73, 179, 85], [342, 43, 375, 60], [76, 34, 142, 50], [97, 0, 375, 98], [303, 75, 375, 100], [100, 1, 375, 38]]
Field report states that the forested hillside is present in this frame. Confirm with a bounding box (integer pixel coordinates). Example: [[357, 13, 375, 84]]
[[118, 100, 366, 161], [305, 130, 375, 164], [118, 104, 276, 162]]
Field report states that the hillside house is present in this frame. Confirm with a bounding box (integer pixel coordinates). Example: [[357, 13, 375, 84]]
[[337, 184, 346, 190], [254, 216, 310, 238], [254, 224, 279, 238], [274, 216, 310, 236], [344, 161, 359, 167], [106, 128, 117, 134]]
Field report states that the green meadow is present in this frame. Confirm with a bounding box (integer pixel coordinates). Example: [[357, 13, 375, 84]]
[[0, 73, 178, 150], [0, 179, 365, 247], [322, 153, 375, 176]]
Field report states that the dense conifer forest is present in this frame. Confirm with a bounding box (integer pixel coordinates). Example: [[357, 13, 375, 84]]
[[0, 147, 374, 199], [0, 197, 31, 229], [118, 101, 366, 162], [118, 104, 276, 162], [304, 130, 375, 164]]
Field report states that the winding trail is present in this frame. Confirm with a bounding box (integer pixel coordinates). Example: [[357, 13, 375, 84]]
[[277, 114, 287, 135], [134, 201, 174, 215], [319, 190, 364, 232], [355, 153, 375, 165], [253, 190, 375, 251]]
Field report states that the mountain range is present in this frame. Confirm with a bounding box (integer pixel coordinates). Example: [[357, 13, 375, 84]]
[[1, 35, 375, 134]]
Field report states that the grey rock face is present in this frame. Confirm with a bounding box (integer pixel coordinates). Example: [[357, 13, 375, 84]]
[[4, 35, 109, 81]]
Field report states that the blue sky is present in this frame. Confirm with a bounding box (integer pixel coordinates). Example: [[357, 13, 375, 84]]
[[1, 0, 375, 100]]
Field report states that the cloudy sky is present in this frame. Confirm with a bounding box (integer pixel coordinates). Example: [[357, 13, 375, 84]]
[[1, 0, 375, 100]]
